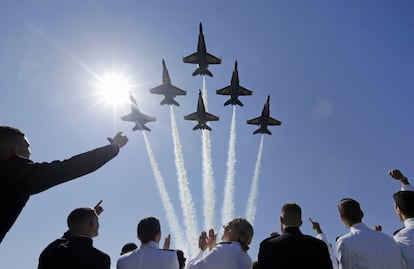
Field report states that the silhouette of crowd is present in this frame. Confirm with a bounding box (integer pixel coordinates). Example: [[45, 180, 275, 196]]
[[1, 125, 414, 268]]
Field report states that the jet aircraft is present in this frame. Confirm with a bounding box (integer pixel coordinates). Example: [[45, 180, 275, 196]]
[[247, 95, 281, 135], [121, 92, 156, 131], [149, 59, 186, 106], [184, 90, 219, 131], [216, 60, 252, 106], [182, 23, 221, 77]]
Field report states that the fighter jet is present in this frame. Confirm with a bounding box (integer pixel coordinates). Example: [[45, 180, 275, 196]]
[[216, 60, 252, 106], [182, 23, 221, 77], [247, 95, 281, 135], [149, 59, 187, 106], [121, 92, 156, 132], [184, 90, 219, 131]]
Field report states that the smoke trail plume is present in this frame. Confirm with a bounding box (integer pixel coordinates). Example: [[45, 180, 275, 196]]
[[202, 77, 216, 230], [142, 132, 187, 253], [170, 106, 199, 257], [221, 106, 237, 225], [245, 134, 265, 225]]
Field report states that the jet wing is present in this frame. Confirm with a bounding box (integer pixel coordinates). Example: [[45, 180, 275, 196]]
[[216, 86, 231, 95], [238, 86, 253, 96], [247, 117, 262, 125], [183, 53, 200, 64], [170, 85, 187, 95], [184, 112, 199, 121], [149, 85, 166, 95], [206, 52, 221, 64], [205, 112, 219, 121], [268, 117, 282, 126], [141, 113, 156, 123], [121, 113, 134, 121]]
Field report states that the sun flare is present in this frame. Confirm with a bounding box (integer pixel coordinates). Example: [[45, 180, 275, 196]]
[[93, 71, 133, 106]]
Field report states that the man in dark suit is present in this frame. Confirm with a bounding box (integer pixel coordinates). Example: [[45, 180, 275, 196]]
[[50, 207, 111, 269], [257, 203, 333, 269]]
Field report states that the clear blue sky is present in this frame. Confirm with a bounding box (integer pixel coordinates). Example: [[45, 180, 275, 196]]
[[1, 1, 414, 268]]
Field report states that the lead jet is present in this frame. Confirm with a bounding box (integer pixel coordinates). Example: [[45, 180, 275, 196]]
[[216, 60, 252, 106], [121, 92, 156, 131], [247, 95, 281, 135], [183, 23, 221, 77], [184, 90, 219, 131], [149, 59, 187, 106]]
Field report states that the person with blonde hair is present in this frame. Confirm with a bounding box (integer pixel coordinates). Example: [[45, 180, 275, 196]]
[[187, 217, 254, 269]]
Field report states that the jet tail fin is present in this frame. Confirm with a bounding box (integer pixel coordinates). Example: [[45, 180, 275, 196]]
[[193, 123, 212, 131], [224, 98, 243, 106], [160, 98, 179, 106], [253, 128, 272, 135], [192, 67, 213, 77]]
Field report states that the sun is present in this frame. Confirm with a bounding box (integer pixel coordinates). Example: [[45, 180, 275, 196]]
[[93, 71, 133, 106]]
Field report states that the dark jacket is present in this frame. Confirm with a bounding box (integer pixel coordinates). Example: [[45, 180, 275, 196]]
[[51, 236, 110, 269], [257, 226, 333, 269], [0, 144, 119, 243], [38, 231, 71, 269]]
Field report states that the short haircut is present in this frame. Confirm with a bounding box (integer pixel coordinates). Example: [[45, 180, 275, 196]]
[[281, 203, 302, 225], [338, 198, 363, 223], [137, 217, 160, 244], [225, 218, 254, 251], [393, 191, 414, 218], [120, 242, 138, 255], [0, 126, 25, 149], [67, 207, 97, 230]]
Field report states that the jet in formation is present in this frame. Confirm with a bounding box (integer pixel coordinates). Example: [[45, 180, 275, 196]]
[[149, 59, 187, 106], [183, 23, 221, 77], [216, 60, 252, 106], [121, 92, 156, 131], [247, 95, 281, 135], [184, 90, 219, 131]]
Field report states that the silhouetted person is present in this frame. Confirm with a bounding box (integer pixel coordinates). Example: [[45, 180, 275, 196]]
[[187, 217, 254, 269], [336, 198, 403, 269], [0, 126, 128, 243], [38, 201, 104, 269], [51, 207, 110, 269], [117, 216, 183, 269], [257, 203, 332, 269]]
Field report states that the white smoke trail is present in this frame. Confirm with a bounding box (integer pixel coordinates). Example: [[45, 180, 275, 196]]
[[202, 77, 216, 230], [245, 134, 265, 225], [142, 132, 187, 252], [221, 106, 237, 225], [170, 106, 199, 257]]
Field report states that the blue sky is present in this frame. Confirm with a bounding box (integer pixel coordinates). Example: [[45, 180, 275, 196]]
[[1, 1, 414, 268]]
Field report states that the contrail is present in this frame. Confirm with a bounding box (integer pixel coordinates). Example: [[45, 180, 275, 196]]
[[142, 132, 187, 252], [170, 106, 199, 257], [202, 77, 216, 230], [245, 134, 265, 225], [221, 106, 237, 226]]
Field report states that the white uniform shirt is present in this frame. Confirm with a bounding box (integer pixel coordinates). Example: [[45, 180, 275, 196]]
[[394, 218, 414, 269], [187, 241, 252, 269], [316, 233, 339, 269], [336, 222, 404, 269], [117, 241, 179, 269]]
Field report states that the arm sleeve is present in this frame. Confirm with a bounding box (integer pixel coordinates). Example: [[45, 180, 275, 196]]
[[20, 144, 119, 194], [401, 183, 414, 192]]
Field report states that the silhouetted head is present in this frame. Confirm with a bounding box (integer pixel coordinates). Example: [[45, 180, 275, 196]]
[[393, 191, 414, 221], [137, 217, 161, 244], [222, 217, 254, 251], [0, 126, 30, 159], [338, 198, 364, 227], [120, 242, 138, 255], [67, 207, 99, 238], [280, 203, 302, 229]]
